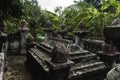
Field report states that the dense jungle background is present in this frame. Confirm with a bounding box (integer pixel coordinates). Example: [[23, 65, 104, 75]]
[[1, 0, 120, 38]]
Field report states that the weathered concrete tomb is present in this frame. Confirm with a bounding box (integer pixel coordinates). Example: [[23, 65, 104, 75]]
[[25, 27, 108, 80], [2, 20, 120, 80]]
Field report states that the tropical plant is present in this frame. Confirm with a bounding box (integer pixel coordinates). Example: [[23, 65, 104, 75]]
[[0, 0, 24, 33], [60, 0, 120, 37], [1, 0, 120, 38], [22, 0, 60, 39], [0, 0, 24, 19], [84, 0, 102, 9]]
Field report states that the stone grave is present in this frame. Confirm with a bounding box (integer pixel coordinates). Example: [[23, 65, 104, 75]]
[[25, 28, 107, 80]]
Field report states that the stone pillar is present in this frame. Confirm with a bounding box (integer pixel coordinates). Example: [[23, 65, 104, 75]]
[[0, 32, 7, 52], [25, 34, 35, 49], [47, 60, 74, 80], [43, 28, 54, 42], [103, 25, 120, 63], [104, 26, 120, 51], [74, 31, 88, 45], [58, 24, 67, 39], [74, 32, 80, 44], [46, 43, 74, 80], [19, 27, 30, 54], [0, 32, 7, 71], [97, 44, 120, 69], [25, 34, 36, 67]]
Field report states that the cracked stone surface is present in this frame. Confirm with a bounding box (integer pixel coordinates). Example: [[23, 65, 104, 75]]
[[4, 56, 33, 80]]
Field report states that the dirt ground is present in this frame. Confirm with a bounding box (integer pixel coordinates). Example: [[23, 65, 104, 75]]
[[4, 56, 33, 80]]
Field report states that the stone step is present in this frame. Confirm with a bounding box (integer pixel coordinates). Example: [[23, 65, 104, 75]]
[[69, 53, 97, 63], [69, 50, 90, 57], [71, 61, 104, 71], [30, 48, 50, 59], [38, 43, 52, 53], [71, 60, 100, 69], [69, 63, 106, 79], [40, 43, 52, 49]]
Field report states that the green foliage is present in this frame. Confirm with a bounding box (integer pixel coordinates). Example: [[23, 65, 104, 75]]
[[1, 0, 60, 37], [21, 0, 59, 39], [4, 18, 21, 34], [0, 0, 24, 34], [0, 0, 24, 19], [84, 0, 102, 9], [1, 0, 120, 38], [60, 0, 120, 37]]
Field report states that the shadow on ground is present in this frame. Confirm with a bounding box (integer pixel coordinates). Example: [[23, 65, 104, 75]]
[[4, 56, 33, 80]]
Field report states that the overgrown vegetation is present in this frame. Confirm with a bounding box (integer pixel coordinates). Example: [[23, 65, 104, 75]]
[[60, 0, 120, 37], [0, 0, 120, 37]]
